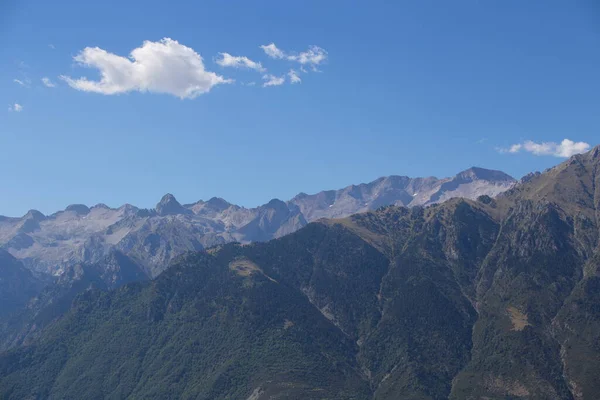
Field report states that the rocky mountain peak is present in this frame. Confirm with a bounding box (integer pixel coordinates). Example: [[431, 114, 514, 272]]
[[118, 203, 140, 215], [520, 171, 541, 184], [293, 192, 308, 200], [65, 204, 90, 215], [265, 198, 288, 211], [23, 209, 45, 221], [205, 197, 231, 211], [455, 167, 515, 183], [589, 144, 600, 160], [155, 194, 189, 216]]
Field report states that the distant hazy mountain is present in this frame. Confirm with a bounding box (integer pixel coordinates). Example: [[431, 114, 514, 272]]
[[0, 167, 515, 277], [1, 147, 598, 399], [289, 167, 515, 220]]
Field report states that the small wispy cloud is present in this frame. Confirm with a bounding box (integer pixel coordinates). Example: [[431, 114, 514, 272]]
[[42, 77, 57, 88], [215, 53, 265, 72], [288, 69, 301, 84], [13, 78, 32, 88], [262, 74, 285, 87], [499, 139, 591, 158], [49, 44, 55, 49], [259, 43, 285, 59], [260, 43, 328, 68], [8, 103, 23, 112]]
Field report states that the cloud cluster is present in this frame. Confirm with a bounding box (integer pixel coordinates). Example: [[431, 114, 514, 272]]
[[215, 53, 265, 72], [216, 43, 326, 87], [61, 38, 232, 99], [57, 38, 328, 97], [502, 139, 591, 158], [253, 43, 327, 86], [8, 103, 23, 112]]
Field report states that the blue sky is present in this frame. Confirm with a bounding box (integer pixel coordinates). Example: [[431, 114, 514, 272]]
[[1, 0, 599, 217]]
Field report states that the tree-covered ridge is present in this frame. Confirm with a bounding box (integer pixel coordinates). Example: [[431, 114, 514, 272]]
[[0, 146, 599, 399]]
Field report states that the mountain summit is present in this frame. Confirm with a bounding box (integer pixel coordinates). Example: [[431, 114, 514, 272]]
[[0, 167, 515, 276], [155, 193, 190, 216]]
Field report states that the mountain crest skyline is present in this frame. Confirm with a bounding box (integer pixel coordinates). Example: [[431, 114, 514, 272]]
[[2, 165, 517, 219], [0, 164, 518, 276]]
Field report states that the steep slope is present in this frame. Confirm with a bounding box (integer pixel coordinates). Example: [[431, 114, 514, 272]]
[[0, 250, 44, 319], [0, 251, 148, 351], [0, 167, 515, 278], [0, 250, 371, 399]]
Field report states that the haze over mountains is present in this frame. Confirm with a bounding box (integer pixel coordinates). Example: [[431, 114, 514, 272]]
[[0, 146, 598, 399], [0, 167, 515, 277]]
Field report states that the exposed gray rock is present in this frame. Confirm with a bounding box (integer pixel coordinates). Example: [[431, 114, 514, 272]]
[[155, 193, 190, 216], [289, 167, 515, 220], [0, 167, 515, 277]]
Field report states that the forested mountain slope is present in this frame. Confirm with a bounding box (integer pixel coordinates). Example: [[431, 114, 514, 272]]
[[0, 147, 598, 399]]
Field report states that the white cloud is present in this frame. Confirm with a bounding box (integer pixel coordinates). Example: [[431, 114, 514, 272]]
[[262, 74, 285, 87], [215, 52, 265, 72], [289, 46, 327, 66], [42, 77, 56, 88], [49, 44, 55, 49], [13, 78, 31, 87], [8, 103, 23, 112], [259, 43, 285, 59], [501, 139, 591, 158], [288, 69, 301, 84], [60, 38, 232, 99], [260, 43, 328, 67]]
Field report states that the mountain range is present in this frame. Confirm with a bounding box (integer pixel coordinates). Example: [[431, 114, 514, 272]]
[[0, 167, 515, 277], [0, 146, 598, 399]]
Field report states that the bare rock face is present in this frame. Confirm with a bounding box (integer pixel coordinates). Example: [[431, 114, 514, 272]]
[[0, 167, 515, 277], [289, 167, 515, 220]]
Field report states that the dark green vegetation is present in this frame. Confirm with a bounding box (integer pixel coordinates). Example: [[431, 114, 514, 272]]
[[0, 251, 148, 351], [1, 146, 600, 399]]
